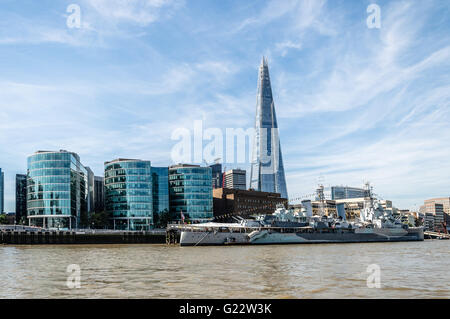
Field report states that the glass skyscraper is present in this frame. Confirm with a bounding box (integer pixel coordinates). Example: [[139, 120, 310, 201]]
[[250, 57, 288, 199], [169, 164, 213, 222], [104, 159, 153, 230], [27, 150, 89, 229]]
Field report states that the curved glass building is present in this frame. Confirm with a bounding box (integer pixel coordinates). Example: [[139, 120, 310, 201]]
[[104, 159, 153, 230], [27, 150, 89, 229], [169, 164, 213, 222]]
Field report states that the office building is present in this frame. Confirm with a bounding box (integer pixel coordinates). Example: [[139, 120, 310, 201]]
[[330, 186, 368, 200], [27, 150, 89, 229], [422, 197, 450, 215], [420, 200, 446, 231], [169, 164, 213, 222], [311, 200, 338, 217], [209, 163, 223, 189], [213, 188, 287, 219], [152, 166, 169, 220], [94, 176, 104, 213], [424, 213, 435, 231], [250, 57, 288, 199], [0, 168, 4, 214], [224, 169, 246, 190], [104, 159, 153, 231], [15, 174, 27, 224]]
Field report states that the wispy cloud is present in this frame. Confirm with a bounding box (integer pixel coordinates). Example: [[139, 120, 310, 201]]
[[83, 0, 183, 26]]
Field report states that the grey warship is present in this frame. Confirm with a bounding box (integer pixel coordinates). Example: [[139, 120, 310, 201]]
[[177, 184, 424, 246]]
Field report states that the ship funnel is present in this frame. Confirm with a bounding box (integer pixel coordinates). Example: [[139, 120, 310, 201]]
[[302, 200, 313, 217], [337, 203, 346, 221]]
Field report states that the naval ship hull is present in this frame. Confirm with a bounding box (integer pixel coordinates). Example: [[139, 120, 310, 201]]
[[179, 227, 424, 246]]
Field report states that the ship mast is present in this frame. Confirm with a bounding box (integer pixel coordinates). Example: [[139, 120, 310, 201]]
[[317, 184, 325, 217], [363, 182, 373, 208]]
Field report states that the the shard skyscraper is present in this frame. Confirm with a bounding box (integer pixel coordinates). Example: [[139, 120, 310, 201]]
[[250, 57, 288, 199]]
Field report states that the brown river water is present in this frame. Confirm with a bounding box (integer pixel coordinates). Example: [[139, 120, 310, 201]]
[[1, 240, 449, 299]]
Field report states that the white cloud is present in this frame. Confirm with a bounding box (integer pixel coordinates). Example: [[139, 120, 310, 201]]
[[82, 0, 183, 26], [276, 40, 302, 57]]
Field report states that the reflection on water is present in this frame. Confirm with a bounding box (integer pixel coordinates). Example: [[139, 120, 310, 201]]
[[0, 240, 449, 298]]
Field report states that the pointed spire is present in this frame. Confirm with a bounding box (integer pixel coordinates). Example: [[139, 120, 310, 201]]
[[250, 58, 288, 199], [260, 56, 268, 67]]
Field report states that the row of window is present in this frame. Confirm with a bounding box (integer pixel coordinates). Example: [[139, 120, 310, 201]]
[[109, 207, 153, 217], [169, 168, 211, 175], [170, 187, 212, 193], [28, 161, 71, 170], [28, 168, 71, 177], [28, 192, 70, 201], [28, 184, 71, 192], [28, 176, 71, 184], [28, 153, 72, 163], [105, 168, 151, 178], [169, 180, 212, 187], [104, 182, 151, 189], [170, 193, 212, 200], [104, 189, 152, 196], [105, 162, 150, 170], [105, 196, 153, 203], [27, 199, 72, 209], [27, 208, 75, 216], [169, 174, 211, 181], [105, 176, 152, 183]]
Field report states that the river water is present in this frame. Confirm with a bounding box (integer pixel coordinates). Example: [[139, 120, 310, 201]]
[[0, 240, 449, 299]]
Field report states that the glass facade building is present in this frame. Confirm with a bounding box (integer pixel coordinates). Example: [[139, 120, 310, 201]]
[[104, 159, 153, 230], [152, 167, 169, 219], [209, 163, 223, 189], [15, 174, 27, 223], [85, 167, 95, 214], [330, 186, 368, 200], [169, 164, 213, 222], [94, 176, 104, 213], [27, 150, 89, 229], [250, 58, 288, 199]]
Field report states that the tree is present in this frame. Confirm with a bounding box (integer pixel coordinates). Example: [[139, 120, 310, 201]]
[[154, 209, 172, 228], [19, 216, 27, 225], [0, 214, 8, 225], [90, 211, 109, 229]]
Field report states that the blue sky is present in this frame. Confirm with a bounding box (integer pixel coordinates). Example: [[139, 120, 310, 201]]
[[0, 0, 449, 211]]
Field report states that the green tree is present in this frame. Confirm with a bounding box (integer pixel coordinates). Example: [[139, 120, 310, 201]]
[[19, 216, 27, 225], [90, 211, 109, 229], [154, 209, 172, 228], [0, 214, 8, 225]]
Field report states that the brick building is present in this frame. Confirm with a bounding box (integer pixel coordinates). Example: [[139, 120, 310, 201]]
[[213, 188, 287, 220]]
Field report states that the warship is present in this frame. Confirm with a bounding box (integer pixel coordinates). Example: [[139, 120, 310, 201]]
[[177, 184, 424, 246]]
